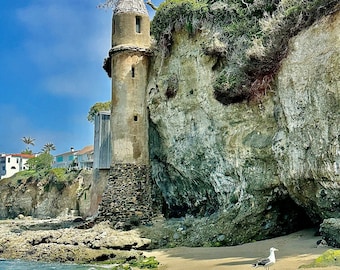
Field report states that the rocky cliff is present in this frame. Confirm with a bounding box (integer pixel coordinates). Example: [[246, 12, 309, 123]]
[[145, 9, 339, 245], [0, 170, 93, 219], [273, 12, 340, 220]]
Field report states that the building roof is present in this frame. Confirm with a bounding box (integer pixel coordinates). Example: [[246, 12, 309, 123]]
[[114, 0, 148, 15], [77, 145, 94, 155], [1, 153, 34, 159], [54, 149, 78, 157]]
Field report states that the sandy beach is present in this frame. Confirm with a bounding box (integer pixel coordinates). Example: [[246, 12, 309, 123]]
[[145, 228, 340, 270]]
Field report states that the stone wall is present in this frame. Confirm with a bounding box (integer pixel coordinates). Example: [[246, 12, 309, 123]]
[[95, 163, 154, 228]]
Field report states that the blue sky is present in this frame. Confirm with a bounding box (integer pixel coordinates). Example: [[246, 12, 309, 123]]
[[0, 0, 158, 155]]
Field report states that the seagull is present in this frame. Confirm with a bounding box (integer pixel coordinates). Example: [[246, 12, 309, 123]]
[[252, 247, 278, 270]]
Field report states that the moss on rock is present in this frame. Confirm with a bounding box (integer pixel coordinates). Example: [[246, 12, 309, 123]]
[[300, 249, 340, 268]]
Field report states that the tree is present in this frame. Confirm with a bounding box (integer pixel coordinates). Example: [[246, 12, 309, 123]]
[[22, 136, 35, 154], [87, 101, 111, 123], [42, 143, 56, 153], [146, 0, 158, 11], [27, 152, 53, 172]]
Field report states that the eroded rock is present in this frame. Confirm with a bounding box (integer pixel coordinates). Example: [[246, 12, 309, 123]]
[[0, 218, 151, 263]]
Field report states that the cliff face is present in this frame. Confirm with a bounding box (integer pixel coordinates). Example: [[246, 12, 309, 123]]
[[147, 11, 339, 242], [273, 13, 340, 220], [0, 171, 93, 219]]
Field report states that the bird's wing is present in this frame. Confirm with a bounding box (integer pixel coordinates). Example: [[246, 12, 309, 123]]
[[256, 257, 270, 266]]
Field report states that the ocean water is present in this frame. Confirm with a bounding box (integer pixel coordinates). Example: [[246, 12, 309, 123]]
[[0, 260, 102, 270]]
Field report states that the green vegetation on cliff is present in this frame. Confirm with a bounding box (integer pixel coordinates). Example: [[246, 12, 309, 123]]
[[152, 0, 339, 105], [27, 152, 53, 172], [3, 168, 79, 192], [0, 168, 81, 219]]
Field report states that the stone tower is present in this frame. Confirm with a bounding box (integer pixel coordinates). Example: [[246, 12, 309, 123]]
[[97, 0, 153, 227], [110, 0, 151, 164]]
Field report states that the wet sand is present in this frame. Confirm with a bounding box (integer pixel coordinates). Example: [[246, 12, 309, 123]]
[[145, 229, 340, 269]]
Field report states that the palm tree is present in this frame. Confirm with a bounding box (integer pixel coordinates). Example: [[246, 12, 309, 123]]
[[42, 143, 56, 153], [22, 136, 35, 146], [22, 136, 35, 154]]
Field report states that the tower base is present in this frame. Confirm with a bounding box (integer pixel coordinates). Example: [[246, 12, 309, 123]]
[[95, 163, 153, 228]]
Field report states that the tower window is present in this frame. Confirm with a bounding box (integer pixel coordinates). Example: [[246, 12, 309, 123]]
[[136, 16, 141, 33], [134, 115, 138, 121], [131, 66, 135, 78], [112, 18, 116, 35]]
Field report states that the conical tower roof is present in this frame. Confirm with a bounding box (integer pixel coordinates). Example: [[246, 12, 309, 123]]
[[114, 0, 148, 15]]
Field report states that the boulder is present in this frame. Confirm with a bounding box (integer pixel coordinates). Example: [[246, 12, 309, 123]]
[[320, 218, 340, 248]]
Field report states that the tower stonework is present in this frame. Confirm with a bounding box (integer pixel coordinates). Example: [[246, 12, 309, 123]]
[[97, 0, 154, 227]]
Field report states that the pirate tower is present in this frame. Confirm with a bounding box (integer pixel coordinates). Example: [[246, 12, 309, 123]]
[[99, 0, 153, 226]]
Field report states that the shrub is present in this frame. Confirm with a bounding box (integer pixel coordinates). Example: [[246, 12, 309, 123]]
[[152, 0, 339, 105], [27, 152, 53, 172], [152, 0, 209, 54], [15, 170, 35, 178], [50, 168, 67, 181]]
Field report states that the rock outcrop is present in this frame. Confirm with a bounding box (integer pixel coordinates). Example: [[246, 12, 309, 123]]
[[146, 10, 339, 244], [273, 13, 340, 221], [0, 218, 151, 264], [0, 170, 93, 219], [320, 218, 340, 248]]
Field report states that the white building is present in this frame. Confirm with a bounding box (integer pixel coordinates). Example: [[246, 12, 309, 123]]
[[52, 146, 94, 170], [0, 153, 34, 180]]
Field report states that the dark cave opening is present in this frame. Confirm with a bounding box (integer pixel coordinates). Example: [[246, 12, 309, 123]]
[[161, 196, 318, 237], [163, 199, 218, 219], [164, 204, 188, 218], [264, 196, 317, 237]]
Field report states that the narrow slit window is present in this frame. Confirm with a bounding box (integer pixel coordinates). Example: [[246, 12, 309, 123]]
[[134, 115, 138, 121], [136, 16, 141, 33], [112, 18, 116, 35], [131, 66, 135, 78]]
